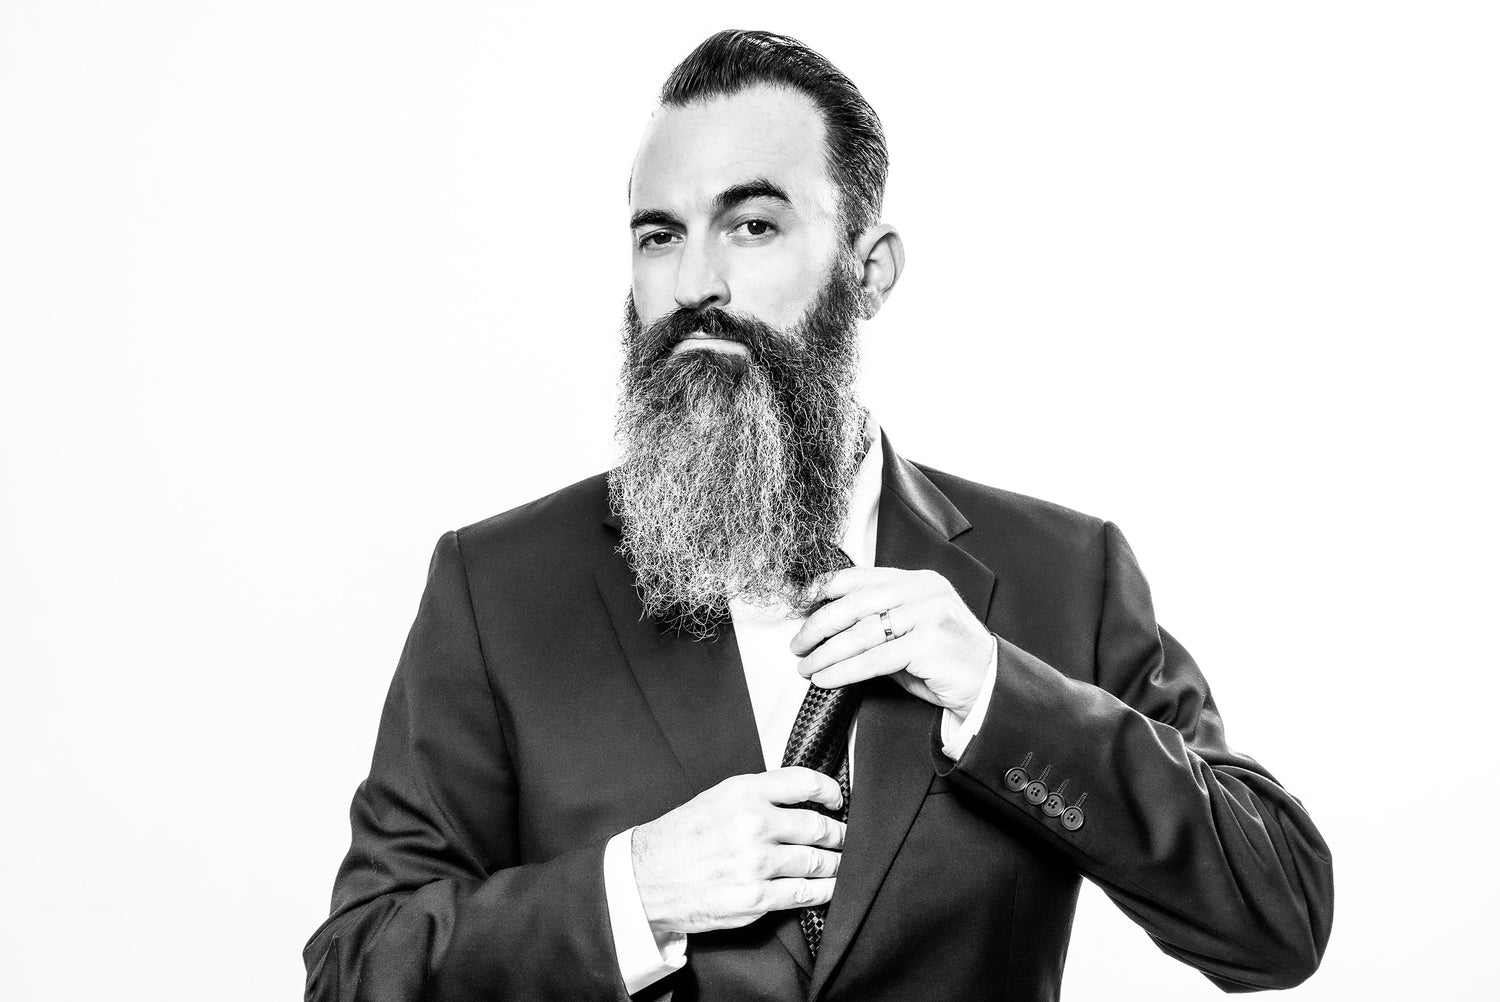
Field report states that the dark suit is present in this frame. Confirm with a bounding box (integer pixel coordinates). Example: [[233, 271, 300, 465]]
[[305, 436, 1333, 1001]]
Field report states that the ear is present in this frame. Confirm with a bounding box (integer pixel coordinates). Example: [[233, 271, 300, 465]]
[[852, 223, 905, 319]]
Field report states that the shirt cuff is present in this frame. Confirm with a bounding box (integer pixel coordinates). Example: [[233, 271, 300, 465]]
[[939, 635, 999, 761], [603, 828, 687, 995]]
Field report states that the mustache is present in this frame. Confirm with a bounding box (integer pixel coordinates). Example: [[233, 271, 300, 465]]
[[637, 306, 786, 366]]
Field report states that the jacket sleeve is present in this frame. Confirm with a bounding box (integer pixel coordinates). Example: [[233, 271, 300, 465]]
[[938, 521, 1334, 992], [303, 531, 633, 1002]]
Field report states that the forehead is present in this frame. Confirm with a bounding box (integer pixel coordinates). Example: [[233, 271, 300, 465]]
[[631, 85, 837, 219]]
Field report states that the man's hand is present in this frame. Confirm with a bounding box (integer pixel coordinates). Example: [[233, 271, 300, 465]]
[[791, 567, 992, 720], [631, 767, 846, 936]]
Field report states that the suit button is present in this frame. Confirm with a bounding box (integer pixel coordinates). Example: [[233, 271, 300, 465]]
[[1004, 767, 1029, 791], [1042, 793, 1065, 817], [1061, 806, 1085, 831], [1024, 780, 1048, 805]]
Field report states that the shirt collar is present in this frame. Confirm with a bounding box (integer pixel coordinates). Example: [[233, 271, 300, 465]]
[[839, 413, 883, 568]]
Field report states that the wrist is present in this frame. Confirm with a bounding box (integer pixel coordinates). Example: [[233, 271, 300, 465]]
[[944, 634, 999, 748], [951, 633, 996, 720], [630, 822, 672, 937]]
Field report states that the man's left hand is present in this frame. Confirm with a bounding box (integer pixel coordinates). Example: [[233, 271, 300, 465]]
[[790, 568, 993, 722]]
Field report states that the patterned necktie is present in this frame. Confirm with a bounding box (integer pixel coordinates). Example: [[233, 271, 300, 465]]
[[779, 551, 860, 958]]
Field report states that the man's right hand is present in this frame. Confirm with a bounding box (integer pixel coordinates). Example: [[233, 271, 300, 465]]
[[630, 766, 846, 936]]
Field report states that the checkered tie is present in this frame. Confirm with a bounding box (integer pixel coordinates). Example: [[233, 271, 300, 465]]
[[779, 552, 860, 958]]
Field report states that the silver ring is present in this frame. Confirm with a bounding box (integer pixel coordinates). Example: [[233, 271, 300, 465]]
[[878, 609, 895, 643]]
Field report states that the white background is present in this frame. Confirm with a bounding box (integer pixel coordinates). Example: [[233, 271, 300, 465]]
[[2, 2, 1496, 999]]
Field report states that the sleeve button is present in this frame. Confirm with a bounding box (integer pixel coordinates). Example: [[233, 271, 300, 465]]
[[1060, 806, 1085, 831], [1024, 780, 1049, 805], [1004, 753, 1035, 792]]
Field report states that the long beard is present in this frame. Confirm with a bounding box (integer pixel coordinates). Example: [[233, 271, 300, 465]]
[[609, 258, 869, 637]]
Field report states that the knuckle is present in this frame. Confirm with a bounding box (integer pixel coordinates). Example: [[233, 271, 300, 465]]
[[724, 882, 760, 916], [746, 882, 773, 914], [735, 808, 768, 841]]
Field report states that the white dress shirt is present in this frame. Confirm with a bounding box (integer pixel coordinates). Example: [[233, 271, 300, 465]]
[[602, 425, 1000, 993]]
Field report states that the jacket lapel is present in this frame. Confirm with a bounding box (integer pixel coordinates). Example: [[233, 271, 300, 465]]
[[593, 526, 816, 977], [809, 435, 997, 1000], [592, 548, 764, 798]]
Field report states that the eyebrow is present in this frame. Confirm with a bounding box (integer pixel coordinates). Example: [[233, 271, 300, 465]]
[[629, 177, 793, 230], [628, 208, 681, 230], [713, 178, 792, 213]]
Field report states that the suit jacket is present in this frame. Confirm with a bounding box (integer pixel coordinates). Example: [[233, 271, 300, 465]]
[[304, 436, 1333, 1001]]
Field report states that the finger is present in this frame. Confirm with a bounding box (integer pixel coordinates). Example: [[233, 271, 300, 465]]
[[793, 586, 897, 657], [766, 844, 842, 879], [798, 610, 901, 678], [815, 566, 890, 602], [762, 876, 837, 912], [792, 578, 923, 656], [810, 635, 912, 690], [770, 807, 846, 850], [760, 766, 843, 811]]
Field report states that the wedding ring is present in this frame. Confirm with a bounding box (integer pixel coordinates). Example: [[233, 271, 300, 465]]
[[878, 609, 895, 643]]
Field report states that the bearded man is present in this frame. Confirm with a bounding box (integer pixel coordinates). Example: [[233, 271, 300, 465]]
[[305, 30, 1333, 1002]]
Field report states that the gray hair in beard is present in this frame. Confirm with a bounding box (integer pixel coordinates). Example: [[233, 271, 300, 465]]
[[609, 255, 869, 637]]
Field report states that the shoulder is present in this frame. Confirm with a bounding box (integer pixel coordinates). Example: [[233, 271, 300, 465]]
[[447, 472, 617, 582], [914, 462, 1104, 537], [908, 461, 1109, 571]]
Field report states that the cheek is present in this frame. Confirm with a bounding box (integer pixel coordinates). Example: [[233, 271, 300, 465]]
[[631, 260, 676, 328], [731, 243, 832, 326]]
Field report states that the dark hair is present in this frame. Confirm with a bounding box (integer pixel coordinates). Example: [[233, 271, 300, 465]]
[[660, 29, 888, 242]]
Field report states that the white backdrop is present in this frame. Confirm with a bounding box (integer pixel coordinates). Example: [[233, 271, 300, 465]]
[[2, 3, 1496, 999]]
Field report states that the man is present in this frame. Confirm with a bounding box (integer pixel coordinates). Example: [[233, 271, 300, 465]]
[[305, 29, 1333, 1002]]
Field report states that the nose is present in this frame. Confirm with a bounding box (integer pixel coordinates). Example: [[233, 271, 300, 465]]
[[673, 236, 729, 312]]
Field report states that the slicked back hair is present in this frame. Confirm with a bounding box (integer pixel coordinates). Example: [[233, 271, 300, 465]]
[[659, 29, 888, 243]]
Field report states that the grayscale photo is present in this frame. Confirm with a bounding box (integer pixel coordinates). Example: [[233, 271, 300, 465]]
[[3, 5, 1494, 1001]]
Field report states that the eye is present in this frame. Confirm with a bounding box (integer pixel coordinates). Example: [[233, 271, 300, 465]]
[[637, 230, 680, 252], [735, 218, 777, 240]]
